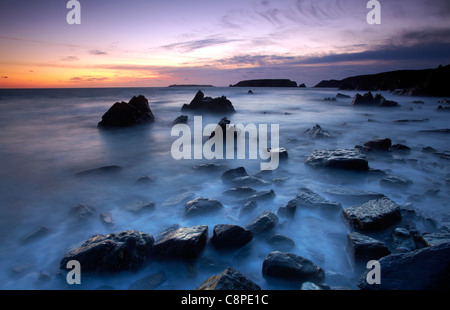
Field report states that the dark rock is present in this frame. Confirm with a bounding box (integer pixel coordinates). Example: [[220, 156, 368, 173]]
[[363, 138, 392, 151], [151, 225, 208, 259], [211, 224, 253, 249], [69, 204, 96, 220], [181, 90, 235, 113], [75, 165, 122, 177], [161, 191, 196, 207], [277, 200, 297, 218], [342, 198, 402, 231], [240, 200, 257, 216], [128, 271, 167, 290], [422, 232, 450, 247], [323, 187, 385, 205], [243, 189, 276, 203], [231, 79, 298, 88], [380, 175, 412, 187], [357, 242, 450, 290], [185, 197, 223, 217], [125, 201, 155, 213], [267, 234, 296, 251], [305, 124, 334, 139], [351, 91, 375, 105], [286, 188, 342, 213], [262, 251, 325, 284], [248, 90, 253, 94], [229, 176, 269, 187], [336, 93, 351, 98], [60, 230, 154, 273], [324, 97, 336, 101], [221, 167, 248, 182], [246, 210, 279, 235], [392, 228, 416, 252], [196, 267, 261, 290], [299, 83, 306, 88], [192, 163, 227, 171], [98, 95, 155, 128], [21, 226, 51, 243], [223, 186, 257, 197], [173, 115, 188, 125], [436, 105, 450, 111], [305, 149, 369, 171], [347, 232, 391, 263], [135, 175, 155, 184], [390, 144, 411, 152]]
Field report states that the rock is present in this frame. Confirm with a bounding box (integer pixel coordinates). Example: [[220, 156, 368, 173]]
[[246, 210, 279, 235], [240, 200, 257, 216], [390, 144, 411, 152], [223, 186, 257, 197], [221, 167, 248, 182], [380, 175, 412, 187], [347, 232, 391, 264], [98, 95, 155, 127], [21, 226, 51, 243], [357, 242, 450, 290], [267, 148, 288, 160], [248, 90, 253, 94], [436, 105, 450, 111], [304, 124, 334, 139], [285, 188, 342, 214], [342, 198, 402, 231], [181, 90, 235, 113], [100, 212, 115, 228], [305, 149, 369, 171], [173, 115, 188, 125], [135, 175, 155, 184], [196, 267, 261, 290], [128, 271, 167, 290], [411, 100, 424, 104], [323, 187, 385, 205], [277, 200, 297, 218], [362, 138, 392, 151], [267, 234, 296, 251], [299, 83, 306, 88], [151, 225, 208, 259], [211, 224, 253, 250], [324, 97, 336, 101], [75, 165, 122, 177], [161, 191, 196, 207], [243, 190, 276, 203], [60, 230, 154, 273], [392, 227, 416, 252], [351, 91, 375, 105], [422, 233, 450, 247], [336, 93, 351, 98], [69, 204, 96, 220], [192, 163, 227, 171], [229, 176, 269, 187], [125, 201, 155, 213], [300, 282, 324, 290], [185, 197, 224, 217], [262, 251, 325, 284]]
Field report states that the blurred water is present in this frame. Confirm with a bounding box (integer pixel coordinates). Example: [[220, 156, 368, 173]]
[[0, 87, 448, 290]]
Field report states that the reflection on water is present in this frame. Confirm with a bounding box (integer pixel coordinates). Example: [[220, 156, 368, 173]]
[[0, 87, 448, 289]]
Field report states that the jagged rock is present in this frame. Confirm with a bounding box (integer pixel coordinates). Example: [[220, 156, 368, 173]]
[[60, 230, 154, 273], [211, 224, 253, 249], [173, 115, 188, 125], [246, 210, 279, 235], [196, 267, 261, 290], [347, 232, 391, 264], [98, 95, 155, 127], [351, 92, 398, 107], [342, 198, 402, 231], [151, 225, 208, 259], [283, 188, 342, 214], [305, 124, 334, 139], [357, 242, 450, 290], [185, 197, 224, 217], [305, 149, 369, 171], [181, 90, 235, 113], [262, 251, 325, 284]]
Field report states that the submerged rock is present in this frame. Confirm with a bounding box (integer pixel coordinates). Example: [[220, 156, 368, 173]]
[[151, 225, 208, 259], [305, 124, 334, 139], [75, 165, 122, 178], [357, 242, 450, 290], [185, 197, 224, 217], [246, 210, 279, 235], [173, 115, 188, 125], [262, 251, 325, 284], [181, 90, 235, 113], [267, 234, 296, 251], [60, 230, 154, 273], [196, 267, 261, 290], [98, 95, 155, 128], [305, 149, 369, 171], [342, 198, 402, 231], [211, 224, 253, 250]]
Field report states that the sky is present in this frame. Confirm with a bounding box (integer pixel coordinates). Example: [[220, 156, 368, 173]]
[[1, 0, 450, 88]]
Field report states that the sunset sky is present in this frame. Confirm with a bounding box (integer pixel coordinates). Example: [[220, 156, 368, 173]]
[[1, 0, 450, 88]]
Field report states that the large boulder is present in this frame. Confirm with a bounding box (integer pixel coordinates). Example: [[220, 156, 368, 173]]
[[351, 92, 399, 107], [281, 188, 342, 215], [342, 198, 402, 231], [211, 224, 253, 249], [347, 232, 391, 264], [362, 138, 392, 151], [262, 251, 325, 284], [357, 242, 450, 290], [181, 90, 235, 113], [98, 95, 155, 127], [59, 230, 154, 273], [196, 267, 261, 290], [151, 225, 208, 259], [185, 197, 224, 217], [305, 149, 369, 171]]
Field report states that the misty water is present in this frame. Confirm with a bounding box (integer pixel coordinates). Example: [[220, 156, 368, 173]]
[[0, 87, 448, 290]]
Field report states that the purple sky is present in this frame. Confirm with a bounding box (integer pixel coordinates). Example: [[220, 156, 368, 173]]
[[1, 0, 450, 87]]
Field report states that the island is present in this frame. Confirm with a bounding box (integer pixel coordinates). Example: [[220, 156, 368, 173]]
[[314, 64, 450, 97], [230, 79, 298, 87]]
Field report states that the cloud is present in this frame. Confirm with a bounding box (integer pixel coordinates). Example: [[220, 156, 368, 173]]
[[70, 76, 109, 82], [1, 76, 8, 79], [60, 56, 79, 62], [89, 49, 108, 55], [162, 37, 241, 53]]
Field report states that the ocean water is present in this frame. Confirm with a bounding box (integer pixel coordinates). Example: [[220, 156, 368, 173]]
[[0, 87, 448, 290]]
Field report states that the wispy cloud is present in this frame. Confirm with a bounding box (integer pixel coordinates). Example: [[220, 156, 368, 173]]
[[60, 56, 79, 62], [162, 37, 241, 53], [70, 76, 109, 82], [88, 49, 108, 55]]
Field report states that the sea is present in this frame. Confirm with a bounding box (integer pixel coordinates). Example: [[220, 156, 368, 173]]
[[0, 87, 448, 290]]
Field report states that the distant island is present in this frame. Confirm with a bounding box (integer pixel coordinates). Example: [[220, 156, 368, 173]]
[[230, 79, 298, 87], [314, 64, 449, 97], [168, 84, 214, 88]]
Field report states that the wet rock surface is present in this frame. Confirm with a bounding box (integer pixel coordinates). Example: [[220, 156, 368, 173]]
[[196, 267, 261, 290], [305, 149, 369, 171]]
